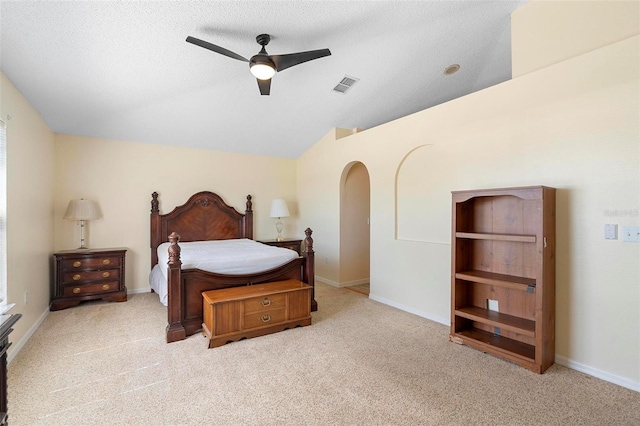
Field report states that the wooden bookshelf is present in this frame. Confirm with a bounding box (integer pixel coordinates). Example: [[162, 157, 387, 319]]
[[450, 186, 556, 373]]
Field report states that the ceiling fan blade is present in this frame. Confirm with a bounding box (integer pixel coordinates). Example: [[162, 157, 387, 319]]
[[186, 36, 249, 62], [257, 78, 271, 96], [270, 49, 331, 72]]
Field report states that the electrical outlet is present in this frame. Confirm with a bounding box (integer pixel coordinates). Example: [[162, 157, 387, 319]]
[[24, 291, 28, 305], [622, 226, 640, 242], [324, 256, 329, 264], [604, 224, 618, 240], [487, 299, 499, 312]]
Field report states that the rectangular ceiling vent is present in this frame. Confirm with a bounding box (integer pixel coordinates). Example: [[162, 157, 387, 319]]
[[333, 75, 359, 94]]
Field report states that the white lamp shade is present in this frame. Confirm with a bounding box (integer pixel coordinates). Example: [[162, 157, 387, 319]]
[[64, 199, 102, 221], [269, 199, 290, 218]]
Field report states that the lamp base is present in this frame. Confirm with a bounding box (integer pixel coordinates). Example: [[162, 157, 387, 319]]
[[78, 220, 90, 250], [275, 219, 284, 242]]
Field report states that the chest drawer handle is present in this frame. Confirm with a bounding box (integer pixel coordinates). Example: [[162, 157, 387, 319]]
[[72, 274, 81, 281], [260, 315, 271, 323], [260, 298, 271, 307], [73, 261, 81, 267], [102, 259, 111, 265], [102, 284, 110, 290], [102, 272, 110, 278], [73, 287, 81, 294]]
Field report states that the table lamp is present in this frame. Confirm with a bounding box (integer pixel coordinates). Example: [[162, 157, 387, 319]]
[[269, 199, 290, 241], [64, 198, 102, 249]]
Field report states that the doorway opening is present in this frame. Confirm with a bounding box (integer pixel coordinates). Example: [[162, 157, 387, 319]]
[[339, 161, 371, 295]]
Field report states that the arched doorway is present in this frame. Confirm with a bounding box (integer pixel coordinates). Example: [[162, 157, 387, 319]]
[[339, 161, 371, 295]]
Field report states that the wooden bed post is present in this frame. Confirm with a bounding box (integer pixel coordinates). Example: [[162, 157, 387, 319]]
[[166, 232, 186, 343], [303, 228, 317, 312], [244, 195, 253, 239], [150, 192, 160, 268]]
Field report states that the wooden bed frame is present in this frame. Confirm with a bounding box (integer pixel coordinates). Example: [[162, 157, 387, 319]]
[[150, 191, 316, 343]]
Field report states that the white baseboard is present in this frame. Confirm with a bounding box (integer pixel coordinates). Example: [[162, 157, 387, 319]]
[[369, 293, 449, 326], [315, 275, 369, 288], [554, 354, 639, 392], [340, 278, 370, 287], [315, 276, 339, 287], [316, 276, 449, 325], [8, 306, 49, 364], [127, 287, 153, 295]]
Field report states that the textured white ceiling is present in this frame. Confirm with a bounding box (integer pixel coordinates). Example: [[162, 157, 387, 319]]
[[0, 0, 528, 158]]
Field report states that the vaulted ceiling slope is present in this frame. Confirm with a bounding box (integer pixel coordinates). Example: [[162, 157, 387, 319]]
[[0, 1, 528, 158]]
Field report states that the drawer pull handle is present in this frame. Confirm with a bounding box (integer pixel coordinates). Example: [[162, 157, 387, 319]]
[[260, 315, 271, 323], [102, 284, 110, 290], [72, 274, 81, 281], [260, 298, 271, 307], [73, 287, 81, 294], [102, 272, 110, 278], [73, 261, 81, 267], [102, 259, 111, 265]]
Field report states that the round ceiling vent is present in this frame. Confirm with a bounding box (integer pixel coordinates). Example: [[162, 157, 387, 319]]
[[444, 64, 460, 75]]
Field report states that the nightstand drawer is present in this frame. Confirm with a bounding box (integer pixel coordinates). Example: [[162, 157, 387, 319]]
[[244, 308, 287, 329], [63, 269, 119, 284], [62, 281, 120, 297], [52, 248, 127, 311], [63, 256, 121, 270], [243, 293, 287, 314]]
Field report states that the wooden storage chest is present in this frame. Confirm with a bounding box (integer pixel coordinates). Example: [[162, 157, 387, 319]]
[[202, 279, 312, 348]]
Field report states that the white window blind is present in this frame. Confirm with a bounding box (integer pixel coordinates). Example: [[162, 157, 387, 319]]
[[0, 119, 6, 304]]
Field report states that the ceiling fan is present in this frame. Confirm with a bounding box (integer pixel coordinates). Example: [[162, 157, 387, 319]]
[[186, 34, 331, 96]]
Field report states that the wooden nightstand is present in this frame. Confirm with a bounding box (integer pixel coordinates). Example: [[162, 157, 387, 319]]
[[258, 238, 303, 255], [51, 248, 127, 311]]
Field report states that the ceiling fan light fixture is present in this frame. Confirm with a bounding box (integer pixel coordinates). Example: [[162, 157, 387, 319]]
[[250, 63, 276, 80], [250, 54, 276, 80]]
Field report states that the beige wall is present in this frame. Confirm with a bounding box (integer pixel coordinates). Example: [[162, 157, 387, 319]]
[[512, 0, 640, 77], [54, 135, 298, 294], [397, 144, 452, 244], [297, 36, 640, 392], [0, 72, 55, 357], [296, 129, 345, 283]]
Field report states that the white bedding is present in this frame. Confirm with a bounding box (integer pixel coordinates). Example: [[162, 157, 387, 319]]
[[149, 238, 299, 306]]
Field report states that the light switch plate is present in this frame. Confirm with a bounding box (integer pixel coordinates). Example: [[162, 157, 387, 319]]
[[605, 224, 618, 240]]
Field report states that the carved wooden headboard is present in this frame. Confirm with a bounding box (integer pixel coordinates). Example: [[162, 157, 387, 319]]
[[150, 191, 253, 267]]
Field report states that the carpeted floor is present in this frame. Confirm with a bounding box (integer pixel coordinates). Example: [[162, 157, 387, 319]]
[[8, 282, 640, 425]]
